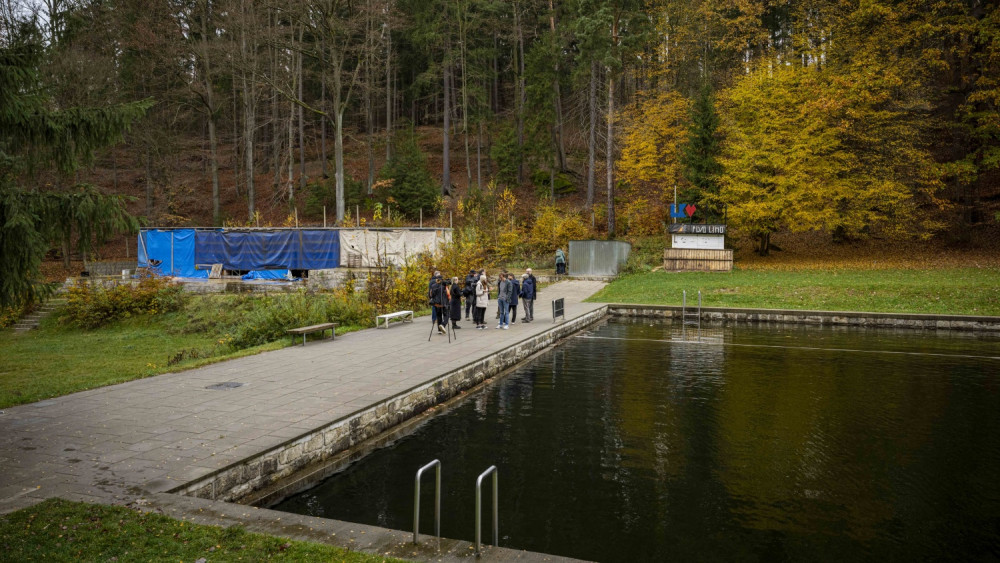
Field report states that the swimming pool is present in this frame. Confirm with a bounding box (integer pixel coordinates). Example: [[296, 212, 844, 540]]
[[274, 318, 1000, 561]]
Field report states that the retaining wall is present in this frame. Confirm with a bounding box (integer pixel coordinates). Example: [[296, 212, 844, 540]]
[[170, 306, 609, 503], [608, 304, 1000, 332]]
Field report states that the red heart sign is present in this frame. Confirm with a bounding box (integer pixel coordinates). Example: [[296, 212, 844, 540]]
[[685, 204, 697, 217]]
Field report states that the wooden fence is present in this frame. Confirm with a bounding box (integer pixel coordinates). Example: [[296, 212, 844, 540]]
[[663, 248, 733, 272]]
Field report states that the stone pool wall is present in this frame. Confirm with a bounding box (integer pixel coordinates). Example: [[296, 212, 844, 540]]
[[170, 306, 609, 503], [608, 304, 1000, 332]]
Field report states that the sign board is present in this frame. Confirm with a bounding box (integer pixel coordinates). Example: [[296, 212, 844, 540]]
[[672, 234, 725, 250], [667, 224, 727, 235], [552, 298, 565, 322]]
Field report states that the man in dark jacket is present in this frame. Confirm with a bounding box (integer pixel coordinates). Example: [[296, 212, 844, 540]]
[[464, 269, 477, 320], [522, 269, 537, 322]]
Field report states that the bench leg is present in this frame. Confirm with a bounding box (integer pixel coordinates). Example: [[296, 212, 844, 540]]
[[302, 334, 307, 347]]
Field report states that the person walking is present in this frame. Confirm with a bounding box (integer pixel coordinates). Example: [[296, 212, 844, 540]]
[[449, 277, 463, 329], [521, 271, 536, 322], [555, 249, 566, 275], [508, 273, 520, 324], [474, 270, 490, 329], [464, 269, 477, 320], [496, 273, 512, 329]]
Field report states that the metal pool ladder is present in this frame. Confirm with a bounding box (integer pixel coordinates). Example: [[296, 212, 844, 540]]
[[475, 465, 499, 557], [413, 459, 441, 544], [682, 290, 702, 329]]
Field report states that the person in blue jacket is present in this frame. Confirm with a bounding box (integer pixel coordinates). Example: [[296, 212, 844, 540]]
[[508, 273, 520, 323], [519, 272, 535, 323]]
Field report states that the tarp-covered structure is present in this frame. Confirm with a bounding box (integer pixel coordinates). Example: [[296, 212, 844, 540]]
[[137, 228, 449, 278]]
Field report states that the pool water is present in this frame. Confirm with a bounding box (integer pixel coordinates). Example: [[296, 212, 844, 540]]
[[274, 319, 1000, 562]]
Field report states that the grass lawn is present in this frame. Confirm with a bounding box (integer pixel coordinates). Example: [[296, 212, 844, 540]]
[[0, 498, 404, 562], [588, 267, 1000, 316], [0, 293, 376, 410]]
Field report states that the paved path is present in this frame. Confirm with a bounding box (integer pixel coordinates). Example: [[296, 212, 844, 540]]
[[0, 280, 605, 556]]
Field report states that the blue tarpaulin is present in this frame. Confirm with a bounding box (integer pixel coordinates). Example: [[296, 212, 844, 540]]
[[241, 269, 294, 280], [137, 229, 209, 278], [195, 230, 339, 270]]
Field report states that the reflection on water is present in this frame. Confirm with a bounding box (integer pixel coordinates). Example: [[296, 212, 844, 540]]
[[274, 319, 1000, 562]]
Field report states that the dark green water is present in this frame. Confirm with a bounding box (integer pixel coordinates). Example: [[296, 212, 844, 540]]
[[274, 319, 1000, 562]]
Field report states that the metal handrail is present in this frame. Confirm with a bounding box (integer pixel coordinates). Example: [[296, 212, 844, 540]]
[[413, 459, 441, 544], [475, 465, 498, 557]]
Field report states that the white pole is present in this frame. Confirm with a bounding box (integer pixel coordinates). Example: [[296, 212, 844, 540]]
[[323, 205, 327, 228]]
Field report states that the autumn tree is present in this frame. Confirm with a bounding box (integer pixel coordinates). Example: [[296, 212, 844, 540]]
[[617, 90, 690, 233]]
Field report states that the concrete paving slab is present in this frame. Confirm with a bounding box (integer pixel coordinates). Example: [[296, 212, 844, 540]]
[[0, 280, 606, 561]]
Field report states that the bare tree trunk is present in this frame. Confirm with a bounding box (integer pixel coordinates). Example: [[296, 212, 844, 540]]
[[145, 150, 154, 217], [514, 4, 525, 184], [442, 60, 451, 195], [385, 8, 392, 162], [366, 4, 375, 193], [458, 1, 471, 188], [606, 69, 615, 237], [548, 0, 566, 171], [297, 24, 306, 194], [320, 38, 328, 178], [587, 59, 597, 208], [239, 0, 256, 219]]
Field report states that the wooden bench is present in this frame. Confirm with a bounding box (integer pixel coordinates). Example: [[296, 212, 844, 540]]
[[287, 322, 338, 346], [376, 310, 413, 329]]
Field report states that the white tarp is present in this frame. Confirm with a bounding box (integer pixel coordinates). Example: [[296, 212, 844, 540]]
[[339, 229, 450, 267]]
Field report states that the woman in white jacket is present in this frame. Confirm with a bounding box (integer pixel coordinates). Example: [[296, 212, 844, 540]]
[[474, 270, 490, 329]]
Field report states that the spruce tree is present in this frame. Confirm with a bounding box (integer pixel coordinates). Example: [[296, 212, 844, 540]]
[[381, 127, 438, 219], [681, 84, 723, 219], [0, 28, 149, 308]]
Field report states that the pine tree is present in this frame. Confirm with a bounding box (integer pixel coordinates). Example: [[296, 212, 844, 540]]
[[681, 84, 722, 218]]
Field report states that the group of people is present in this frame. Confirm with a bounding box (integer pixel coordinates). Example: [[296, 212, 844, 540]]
[[428, 268, 538, 334]]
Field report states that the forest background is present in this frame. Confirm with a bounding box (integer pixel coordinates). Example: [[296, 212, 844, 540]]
[[2, 0, 999, 294]]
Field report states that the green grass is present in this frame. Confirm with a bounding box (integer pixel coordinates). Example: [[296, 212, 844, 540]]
[[0, 293, 372, 409], [588, 267, 1000, 316], [0, 498, 403, 562]]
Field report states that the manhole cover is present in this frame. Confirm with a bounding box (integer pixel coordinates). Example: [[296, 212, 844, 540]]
[[206, 382, 245, 390]]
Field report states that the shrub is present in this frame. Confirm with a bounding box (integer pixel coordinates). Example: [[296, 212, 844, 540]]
[[530, 203, 592, 254], [64, 277, 186, 329]]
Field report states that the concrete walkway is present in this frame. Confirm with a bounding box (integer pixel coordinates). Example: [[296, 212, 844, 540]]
[[0, 280, 606, 559]]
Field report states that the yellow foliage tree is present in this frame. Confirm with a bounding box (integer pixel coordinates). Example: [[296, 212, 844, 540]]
[[718, 62, 946, 255], [617, 91, 691, 235]]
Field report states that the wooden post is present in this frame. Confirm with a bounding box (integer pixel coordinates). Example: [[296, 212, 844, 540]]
[[450, 211, 453, 229], [295, 208, 299, 228], [323, 206, 327, 227], [356, 205, 360, 227], [125, 236, 129, 258]]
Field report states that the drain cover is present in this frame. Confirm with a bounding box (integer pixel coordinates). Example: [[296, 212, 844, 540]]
[[206, 382, 245, 390]]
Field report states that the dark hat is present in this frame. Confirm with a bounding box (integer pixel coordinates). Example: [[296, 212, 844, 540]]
[[470, 269, 476, 273]]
